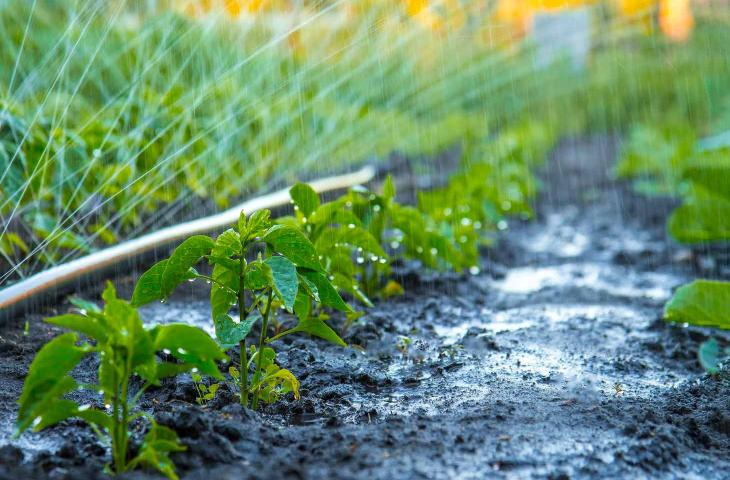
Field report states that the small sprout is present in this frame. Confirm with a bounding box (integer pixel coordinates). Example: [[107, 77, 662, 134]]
[[613, 382, 624, 396], [396, 336, 412, 358]]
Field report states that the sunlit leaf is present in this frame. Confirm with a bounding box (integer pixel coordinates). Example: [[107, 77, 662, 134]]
[[664, 280, 730, 329], [290, 183, 320, 217]]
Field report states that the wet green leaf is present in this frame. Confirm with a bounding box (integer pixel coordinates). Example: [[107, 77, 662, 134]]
[[290, 183, 320, 217], [242, 209, 271, 241], [16, 333, 90, 434], [665, 280, 730, 329], [45, 314, 108, 342], [287, 317, 346, 347], [683, 159, 730, 202], [154, 324, 228, 379], [263, 225, 322, 271], [130, 422, 186, 480], [161, 235, 214, 295], [293, 290, 311, 323], [698, 338, 724, 374], [214, 311, 260, 349], [131, 260, 168, 307], [299, 269, 351, 312], [383, 175, 396, 202], [211, 263, 239, 321], [244, 260, 273, 291], [265, 256, 298, 312], [212, 229, 241, 258]]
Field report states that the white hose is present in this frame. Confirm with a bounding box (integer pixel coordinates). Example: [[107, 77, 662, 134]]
[[0, 166, 376, 319]]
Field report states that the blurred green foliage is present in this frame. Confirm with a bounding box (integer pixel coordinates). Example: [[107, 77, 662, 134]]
[[2, 1, 730, 283]]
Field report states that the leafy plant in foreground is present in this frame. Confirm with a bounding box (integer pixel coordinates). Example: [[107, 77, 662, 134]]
[[131, 209, 350, 409], [665, 280, 730, 373], [15, 283, 227, 479]]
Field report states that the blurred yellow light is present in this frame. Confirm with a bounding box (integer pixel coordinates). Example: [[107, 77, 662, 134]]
[[659, 0, 694, 41]]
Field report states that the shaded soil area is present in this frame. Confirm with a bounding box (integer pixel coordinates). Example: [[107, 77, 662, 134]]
[[1, 136, 730, 479]]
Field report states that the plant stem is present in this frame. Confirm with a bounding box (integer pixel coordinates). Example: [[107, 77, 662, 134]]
[[119, 361, 130, 474], [238, 253, 248, 407], [111, 349, 121, 473], [251, 289, 274, 411]]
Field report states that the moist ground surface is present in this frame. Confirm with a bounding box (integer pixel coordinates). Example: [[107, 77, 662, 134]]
[[1, 136, 729, 479]]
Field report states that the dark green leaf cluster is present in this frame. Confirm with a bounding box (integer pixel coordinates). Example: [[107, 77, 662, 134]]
[[131, 208, 349, 410]]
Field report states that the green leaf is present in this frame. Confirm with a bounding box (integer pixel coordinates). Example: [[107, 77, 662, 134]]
[[214, 312, 260, 349], [33, 402, 111, 432], [103, 283, 155, 371], [297, 273, 319, 301], [244, 261, 273, 291], [315, 225, 386, 258], [238, 210, 247, 237], [684, 161, 730, 202], [242, 209, 271, 241], [698, 338, 724, 374], [257, 368, 300, 403], [207, 255, 239, 273], [45, 314, 108, 342], [290, 183, 320, 217], [383, 175, 396, 202], [130, 422, 186, 480], [131, 259, 168, 307], [308, 199, 361, 228], [16, 333, 90, 434], [161, 236, 214, 296], [262, 225, 322, 271], [299, 269, 351, 312], [668, 192, 730, 243], [331, 272, 373, 308], [212, 229, 241, 258], [288, 317, 346, 347], [68, 296, 101, 314], [664, 280, 730, 329], [293, 290, 311, 323], [154, 324, 228, 379], [156, 362, 196, 379], [211, 263, 239, 321], [31, 399, 81, 431], [265, 256, 298, 312]]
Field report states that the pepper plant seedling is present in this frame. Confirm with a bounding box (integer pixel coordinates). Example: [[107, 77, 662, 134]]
[[132, 209, 351, 410], [283, 176, 472, 301], [15, 282, 227, 479]]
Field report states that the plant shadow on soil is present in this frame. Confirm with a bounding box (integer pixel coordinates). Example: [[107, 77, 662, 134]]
[[1, 135, 730, 479]]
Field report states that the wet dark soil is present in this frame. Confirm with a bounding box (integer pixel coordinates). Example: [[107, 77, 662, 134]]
[[1, 135, 730, 479]]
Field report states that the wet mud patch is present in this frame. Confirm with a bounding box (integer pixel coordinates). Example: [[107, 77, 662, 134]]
[[1, 135, 730, 479]]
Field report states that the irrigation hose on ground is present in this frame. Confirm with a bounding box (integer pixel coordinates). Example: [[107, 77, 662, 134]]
[[0, 166, 376, 322]]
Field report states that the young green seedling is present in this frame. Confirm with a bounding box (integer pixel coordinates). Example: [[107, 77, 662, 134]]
[[131, 209, 351, 410], [15, 283, 227, 479], [284, 177, 470, 301]]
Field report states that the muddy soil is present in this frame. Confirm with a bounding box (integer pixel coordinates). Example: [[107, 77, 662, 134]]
[[1, 136, 729, 479]]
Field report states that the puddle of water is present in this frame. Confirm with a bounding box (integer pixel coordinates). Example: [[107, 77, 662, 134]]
[[527, 212, 590, 258], [138, 301, 215, 335], [434, 304, 647, 344], [495, 263, 680, 300]]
